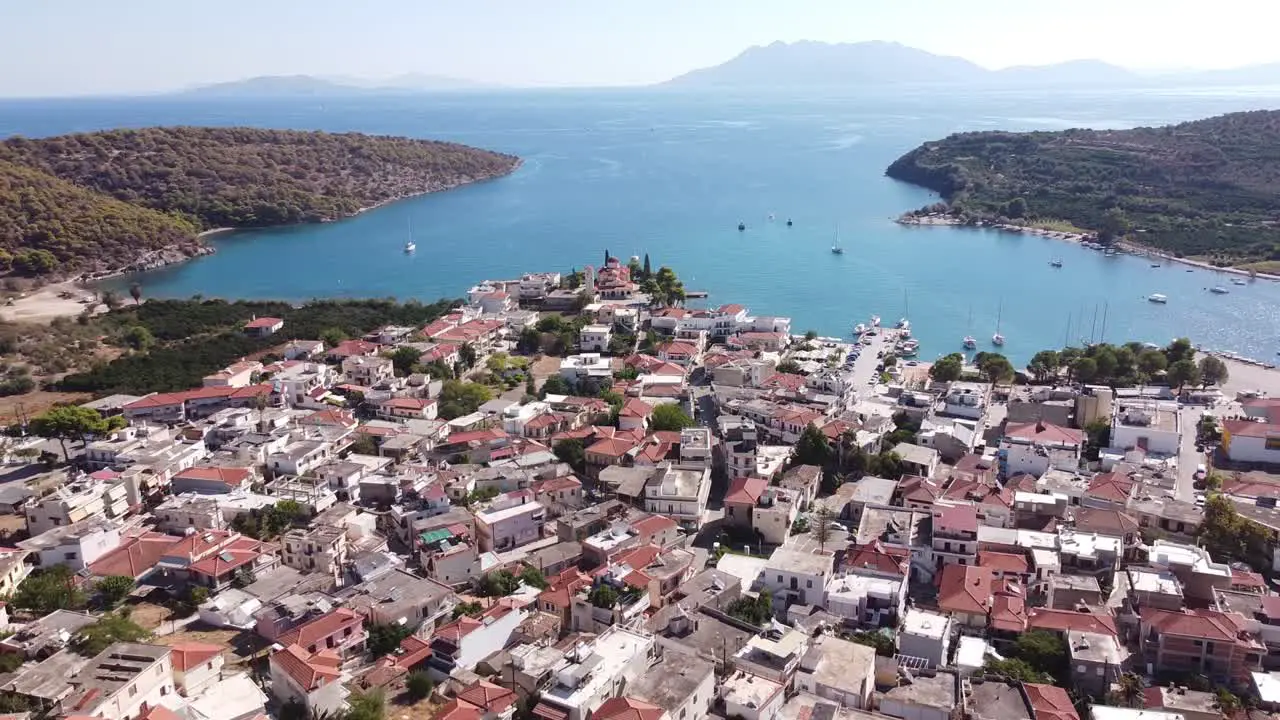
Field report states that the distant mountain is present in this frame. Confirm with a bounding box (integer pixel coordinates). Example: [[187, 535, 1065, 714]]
[[663, 41, 1140, 88], [178, 73, 490, 98]]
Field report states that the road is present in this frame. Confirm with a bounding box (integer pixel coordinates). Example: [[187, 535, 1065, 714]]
[[1174, 406, 1202, 502], [847, 327, 896, 394]]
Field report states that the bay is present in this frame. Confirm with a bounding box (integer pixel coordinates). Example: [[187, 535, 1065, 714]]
[[3, 86, 1280, 365]]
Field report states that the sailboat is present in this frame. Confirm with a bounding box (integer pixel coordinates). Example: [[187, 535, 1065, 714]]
[[404, 218, 416, 253], [831, 226, 844, 255], [992, 302, 1006, 346], [962, 306, 977, 349], [896, 291, 911, 335]]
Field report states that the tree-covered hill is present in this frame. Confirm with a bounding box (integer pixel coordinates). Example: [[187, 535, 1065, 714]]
[[0, 158, 199, 274], [885, 109, 1280, 267], [0, 127, 520, 275]]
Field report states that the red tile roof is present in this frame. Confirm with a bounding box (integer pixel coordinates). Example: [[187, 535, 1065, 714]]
[[932, 504, 979, 534], [535, 476, 582, 494], [618, 398, 653, 419], [1005, 421, 1083, 446], [329, 339, 381, 357], [725, 477, 769, 505], [435, 605, 514, 644], [898, 475, 942, 504], [88, 532, 180, 580], [1141, 607, 1249, 642], [538, 569, 592, 609], [844, 541, 910, 577], [380, 397, 435, 410], [169, 642, 223, 672], [990, 581, 1027, 632], [586, 437, 639, 459], [656, 341, 698, 357], [1086, 473, 1136, 503], [456, 681, 517, 714], [593, 697, 664, 720], [187, 536, 264, 578], [300, 409, 358, 428], [125, 383, 272, 410], [173, 465, 252, 487], [437, 700, 483, 720], [277, 607, 365, 649], [1027, 607, 1118, 637], [1023, 683, 1080, 720], [244, 317, 283, 329], [1224, 418, 1280, 439], [978, 551, 1029, 575], [1232, 568, 1266, 591], [272, 644, 341, 692], [631, 514, 677, 537], [937, 564, 994, 616], [445, 428, 508, 445]]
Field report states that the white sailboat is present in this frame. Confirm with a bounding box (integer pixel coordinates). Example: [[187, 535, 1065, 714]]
[[992, 302, 1005, 346], [404, 218, 416, 253], [831, 226, 844, 255], [962, 306, 977, 349]]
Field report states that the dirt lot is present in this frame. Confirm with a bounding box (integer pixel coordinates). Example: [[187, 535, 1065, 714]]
[[0, 282, 102, 324], [153, 625, 263, 665], [129, 602, 174, 631], [387, 698, 440, 720], [0, 390, 91, 425]]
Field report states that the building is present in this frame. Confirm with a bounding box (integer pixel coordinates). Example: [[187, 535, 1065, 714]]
[[1001, 421, 1084, 478], [475, 491, 546, 552], [936, 564, 993, 628], [375, 397, 439, 422], [169, 641, 225, 696], [170, 465, 255, 495], [579, 325, 613, 353], [560, 354, 613, 386], [342, 355, 395, 386], [244, 316, 284, 337], [343, 569, 455, 629], [794, 634, 875, 709], [878, 669, 958, 720], [533, 627, 656, 720], [626, 653, 715, 720], [898, 609, 953, 668], [641, 463, 710, 530], [25, 477, 129, 536], [269, 644, 346, 717], [762, 547, 833, 608], [1222, 419, 1280, 465], [1139, 607, 1263, 683], [19, 518, 121, 571], [931, 504, 979, 570], [281, 526, 348, 584], [1111, 400, 1182, 455], [69, 643, 175, 720], [724, 479, 798, 545], [428, 605, 525, 678]]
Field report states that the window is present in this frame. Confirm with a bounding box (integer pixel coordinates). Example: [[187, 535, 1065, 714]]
[[806, 579, 812, 589], [1192, 639, 1202, 647], [129, 686, 138, 697], [64, 552, 77, 561], [1076, 665, 1086, 674], [777, 575, 783, 583]]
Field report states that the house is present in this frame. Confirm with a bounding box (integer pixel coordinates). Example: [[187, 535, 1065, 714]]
[[475, 491, 546, 552], [25, 476, 129, 536], [281, 526, 348, 584], [878, 669, 958, 720], [283, 340, 325, 361], [723, 478, 798, 545], [778, 465, 822, 511], [617, 398, 654, 432], [85, 531, 180, 583], [626, 653, 714, 720], [19, 518, 122, 572], [641, 463, 711, 530], [533, 475, 584, 514], [169, 642, 224, 696], [1222, 419, 1280, 465], [342, 355, 395, 386], [343, 569, 455, 630], [66, 643, 175, 720], [794, 635, 875, 709], [655, 342, 700, 368], [0, 609, 96, 658], [889, 442, 939, 478], [898, 609, 953, 668], [277, 607, 366, 659], [170, 465, 255, 495], [931, 504, 979, 570], [375, 397, 438, 422], [1001, 421, 1084, 478], [1139, 607, 1263, 683], [559, 354, 614, 387], [761, 547, 833, 609], [579, 325, 613, 353], [1067, 630, 1125, 697], [1111, 400, 1182, 455], [269, 644, 346, 718], [243, 316, 284, 337], [453, 680, 518, 719], [937, 564, 996, 628], [533, 626, 656, 720], [202, 360, 262, 388], [122, 384, 273, 423], [427, 605, 525, 678]]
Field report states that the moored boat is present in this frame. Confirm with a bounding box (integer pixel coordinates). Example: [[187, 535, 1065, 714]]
[[1210, 286, 1229, 294], [1148, 293, 1168, 304], [962, 336, 977, 350]]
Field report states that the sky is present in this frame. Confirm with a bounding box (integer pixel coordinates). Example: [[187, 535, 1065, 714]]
[[3, 0, 1280, 97]]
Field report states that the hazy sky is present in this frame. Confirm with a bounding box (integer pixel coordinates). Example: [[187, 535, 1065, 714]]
[[4, 0, 1278, 97]]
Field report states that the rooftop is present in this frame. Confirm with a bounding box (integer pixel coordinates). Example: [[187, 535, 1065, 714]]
[[765, 547, 833, 577], [901, 608, 950, 639], [626, 653, 714, 714], [799, 635, 874, 695], [968, 680, 1032, 720], [880, 670, 957, 711], [721, 669, 784, 712]]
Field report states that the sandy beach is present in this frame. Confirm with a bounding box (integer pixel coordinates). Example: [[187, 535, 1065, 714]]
[[0, 282, 104, 324]]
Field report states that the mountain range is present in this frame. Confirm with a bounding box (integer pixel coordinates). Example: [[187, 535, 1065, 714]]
[[177, 73, 492, 97], [662, 41, 1280, 89]]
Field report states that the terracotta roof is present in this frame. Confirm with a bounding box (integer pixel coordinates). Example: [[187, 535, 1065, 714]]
[[656, 341, 698, 357], [990, 581, 1027, 632], [1220, 473, 1280, 499], [244, 317, 283, 329], [1005, 421, 1083, 446], [1027, 607, 1118, 637], [163, 529, 238, 563], [169, 642, 224, 672], [138, 707, 184, 720], [456, 681, 517, 714], [173, 465, 252, 487], [187, 536, 263, 578], [1072, 508, 1140, 536], [725, 477, 769, 505], [950, 454, 997, 482], [124, 383, 272, 410], [1024, 683, 1080, 720], [437, 700, 483, 720], [937, 564, 994, 616], [537, 569, 592, 609], [932, 504, 979, 534], [898, 475, 942, 504], [1224, 418, 1280, 439], [380, 397, 435, 410], [618, 398, 653, 419], [978, 551, 1029, 575], [88, 532, 179, 580], [844, 541, 910, 577], [1141, 607, 1249, 642], [587, 437, 639, 459], [535, 475, 582, 494], [1232, 568, 1266, 591], [445, 428, 508, 445], [329, 339, 381, 357], [271, 644, 341, 692], [942, 478, 1014, 509], [300, 409, 358, 427], [524, 413, 561, 431], [278, 607, 365, 649], [1086, 473, 1136, 503], [593, 697, 665, 720], [763, 373, 806, 392], [631, 514, 677, 536]]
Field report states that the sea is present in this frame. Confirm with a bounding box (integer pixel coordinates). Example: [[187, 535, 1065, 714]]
[[3, 86, 1280, 366]]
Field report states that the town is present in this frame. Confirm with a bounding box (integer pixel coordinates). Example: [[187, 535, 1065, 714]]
[[0, 252, 1278, 720]]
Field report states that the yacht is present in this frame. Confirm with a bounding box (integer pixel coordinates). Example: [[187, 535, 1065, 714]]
[[404, 241, 416, 253], [899, 339, 919, 357], [1150, 263, 1161, 268], [1233, 278, 1248, 286], [1210, 286, 1229, 294], [853, 323, 868, 335], [1049, 258, 1063, 268], [1148, 294, 1168, 304], [896, 318, 910, 331], [963, 336, 978, 350], [991, 302, 1005, 346], [870, 315, 881, 328], [738, 222, 746, 232], [831, 226, 844, 254]]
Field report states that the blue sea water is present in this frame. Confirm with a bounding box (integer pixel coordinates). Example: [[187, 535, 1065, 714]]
[[3, 86, 1280, 365]]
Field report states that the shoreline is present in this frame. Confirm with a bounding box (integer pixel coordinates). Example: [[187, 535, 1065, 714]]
[[896, 213, 1280, 281], [78, 160, 525, 287]]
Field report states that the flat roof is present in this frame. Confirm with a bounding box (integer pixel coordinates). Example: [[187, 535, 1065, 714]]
[[765, 547, 833, 577], [901, 609, 950, 639], [969, 681, 1032, 720], [627, 653, 714, 713], [880, 670, 956, 710], [803, 636, 874, 694], [716, 554, 767, 591], [542, 627, 653, 710], [1127, 568, 1182, 595], [722, 669, 784, 709]]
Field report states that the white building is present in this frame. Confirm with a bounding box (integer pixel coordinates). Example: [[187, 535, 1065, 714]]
[[76, 643, 175, 720], [898, 608, 953, 668], [25, 476, 129, 536], [1001, 421, 1084, 478], [559, 354, 613, 385], [761, 547, 833, 608], [536, 627, 656, 720], [342, 355, 394, 386], [268, 440, 333, 477], [642, 463, 711, 530], [942, 382, 988, 420], [18, 518, 121, 571], [475, 491, 546, 552], [1111, 400, 1181, 456], [1222, 419, 1280, 465], [579, 325, 613, 353]]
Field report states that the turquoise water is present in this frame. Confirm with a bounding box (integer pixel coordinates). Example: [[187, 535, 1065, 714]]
[[4, 87, 1280, 365]]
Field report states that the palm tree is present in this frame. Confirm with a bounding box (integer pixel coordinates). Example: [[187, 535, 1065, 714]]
[[1117, 672, 1143, 708]]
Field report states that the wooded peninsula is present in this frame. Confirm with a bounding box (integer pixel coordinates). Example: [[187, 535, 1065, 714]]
[[885, 109, 1280, 270], [0, 127, 520, 276]]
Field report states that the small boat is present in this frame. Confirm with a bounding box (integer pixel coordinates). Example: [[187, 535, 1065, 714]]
[[899, 339, 919, 357], [1049, 258, 1063, 268], [1148, 294, 1168, 304], [963, 336, 978, 350], [738, 222, 746, 232], [831, 226, 844, 254], [1233, 278, 1248, 286], [1210, 286, 1229, 294], [991, 302, 1005, 346], [786, 219, 793, 227], [853, 323, 868, 335], [404, 241, 416, 253], [768, 213, 775, 222], [896, 318, 910, 330], [1150, 263, 1161, 268], [870, 315, 881, 327], [992, 333, 1005, 346]]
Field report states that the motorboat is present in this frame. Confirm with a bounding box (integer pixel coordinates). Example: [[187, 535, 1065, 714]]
[[992, 333, 1005, 346], [1150, 263, 1161, 268], [1049, 258, 1063, 267], [870, 315, 881, 327], [896, 318, 910, 330], [899, 339, 919, 356], [1148, 294, 1168, 304], [962, 336, 977, 350], [1210, 286, 1229, 294], [1233, 278, 1248, 286], [853, 323, 868, 335], [404, 241, 416, 253]]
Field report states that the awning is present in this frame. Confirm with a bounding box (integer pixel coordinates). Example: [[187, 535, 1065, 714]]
[[532, 703, 569, 720]]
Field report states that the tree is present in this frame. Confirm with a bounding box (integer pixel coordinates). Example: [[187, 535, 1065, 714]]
[[459, 343, 478, 369], [1165, 337, 1195, 365], [553, 438, 585, 473], [642, 253, 651, 278], [977, 352, 1015, 384], [776, 359, 803, 375], [1013, 630, 1068, 681], [1083, 418, 1111, 461], [517, 327, 541, 354], [405, 671, 434, 702], [804, 330, 818, 341], [1167, 359, 1200, 392], [725, 589, 773, 626], [1116, 672, 1144, 708], [452, 601, 484, 619], [792, 423, 831, 467], [1027, 350, 1060, 382], [867, 451, 905, 480], [388, 346, 422, 376], [588, 584, 619, 609], [813, 505, 835, 552], [122, 325, 155, 351], [74, 614, 150, 656], [346, 689, 386, 720], [1098, 207, 1130, 243], [519, 565, 549, 590], [1070, 356, 1097, 384], [1002, 197, 1028, 218], [540, 374, 572, 397], [983, 657, 1051, 684], [279, 701, 308, 720], [1198, 355, 1229, 387], [96, 575, 135, 608], [437, 380, 492, 420], [366, 623, 413, 656], [525, 376, 537, 398], [12, 566, 87, 613], [1137, 348, 1168, 379], [480, 570, 521, 597], [1092, 346, 1119, 382], [29, 405, 123, 460], [1199, 494, 1272, 571], [1215, 688, 1242, 716], [100, 289, 123, 311], [847, 630, 896, 657], [650, 404, 695, 432], [128, 282, 143, 304], [319, 327, 346, 348], [929, 353, 963, 382]]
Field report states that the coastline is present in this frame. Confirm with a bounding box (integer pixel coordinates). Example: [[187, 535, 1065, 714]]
[[896, 213, 1280, 281]]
